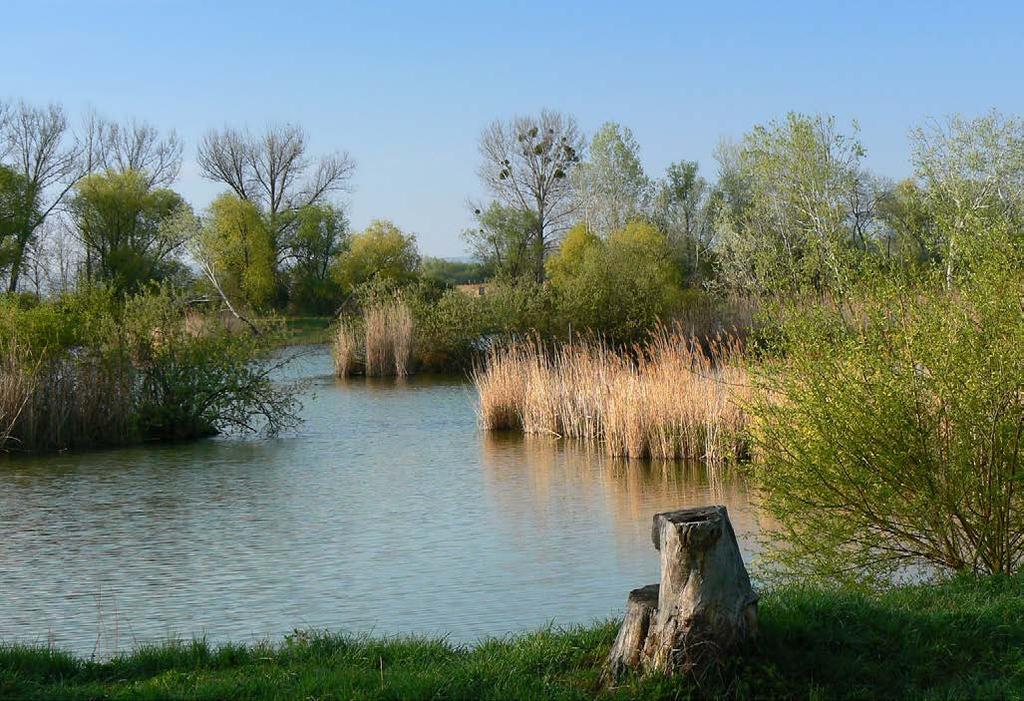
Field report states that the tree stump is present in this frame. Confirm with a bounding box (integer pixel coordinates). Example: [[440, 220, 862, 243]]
[[607, 505, 757, 678]]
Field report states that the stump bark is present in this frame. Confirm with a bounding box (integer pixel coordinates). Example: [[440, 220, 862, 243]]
[[607, 505, 757, 677]]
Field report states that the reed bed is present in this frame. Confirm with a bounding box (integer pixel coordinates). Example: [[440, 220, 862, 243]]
[[473, 327, 749, 461], [333, 299, 415, 377], [0, 344, 136, 453]]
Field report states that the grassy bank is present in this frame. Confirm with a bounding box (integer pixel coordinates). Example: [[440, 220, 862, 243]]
[[4, 574, 1023, 700]]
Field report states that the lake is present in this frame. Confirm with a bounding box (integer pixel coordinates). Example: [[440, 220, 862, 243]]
[[0, 347, 760, 656]]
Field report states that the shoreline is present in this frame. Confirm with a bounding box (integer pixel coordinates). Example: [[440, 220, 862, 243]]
[[4, 574, 1022, 699]]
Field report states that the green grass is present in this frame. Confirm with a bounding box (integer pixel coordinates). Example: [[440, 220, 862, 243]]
[[274, 316, 334, 346], [4, 574, 1024, 700]]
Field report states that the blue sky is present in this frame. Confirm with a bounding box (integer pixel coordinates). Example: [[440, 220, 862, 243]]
[[3, 1, 1023, 256]]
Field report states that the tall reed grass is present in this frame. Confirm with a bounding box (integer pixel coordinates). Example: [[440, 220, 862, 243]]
[[473, 327, 749, 461], [333, 300, 414, 377], [0, 343, 136, 453]]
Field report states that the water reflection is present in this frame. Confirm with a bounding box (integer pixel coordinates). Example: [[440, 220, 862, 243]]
[[0, 348, 762, 656], [479, 433, 759, 557]]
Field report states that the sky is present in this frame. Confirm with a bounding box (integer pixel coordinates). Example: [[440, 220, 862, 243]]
[[3, 1, 1023, 257]]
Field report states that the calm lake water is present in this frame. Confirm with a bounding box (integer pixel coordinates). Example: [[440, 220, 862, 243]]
[[0, 347, 760, 656]]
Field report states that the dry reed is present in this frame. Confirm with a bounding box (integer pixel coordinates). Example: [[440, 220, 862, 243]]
[[0, 342, 136, 454], [473, 327, 749, 461], [332, 300, 415, 377], [332, 321, 359, 377]]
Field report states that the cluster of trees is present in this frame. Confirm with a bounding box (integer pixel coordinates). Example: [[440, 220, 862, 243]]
[[0, 98, 428, 317], [4, 96, 1022, 333], [464, 108, 1024, 305]]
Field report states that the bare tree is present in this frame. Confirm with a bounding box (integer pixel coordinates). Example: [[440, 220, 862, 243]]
[[0, 100, 83, 291], [197, 124, 355, 252], [477, 110, 583, 280], [81, 112, 183, 187]]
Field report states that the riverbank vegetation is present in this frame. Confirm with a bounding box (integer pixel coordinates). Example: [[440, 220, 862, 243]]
[[4, 573, 1023, 699], [0, 287, 299, 453], [474, 329, 748, 461]]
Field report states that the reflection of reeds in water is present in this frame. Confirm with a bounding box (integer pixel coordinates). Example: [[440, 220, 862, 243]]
[[477, 432, 761, 550], [473, 327, 750, 461]]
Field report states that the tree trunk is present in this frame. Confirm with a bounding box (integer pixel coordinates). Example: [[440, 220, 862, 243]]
[[607, 505, 757, 678]]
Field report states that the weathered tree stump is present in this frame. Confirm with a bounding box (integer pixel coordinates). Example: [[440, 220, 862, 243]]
[[607, 505, 757, 678]]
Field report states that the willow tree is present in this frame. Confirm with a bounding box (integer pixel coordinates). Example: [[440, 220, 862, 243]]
[[572, 122, 651, 237], [715, 113, 876, 296]]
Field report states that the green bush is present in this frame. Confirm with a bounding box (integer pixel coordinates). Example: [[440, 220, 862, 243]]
[[752, 250, 1024, 584], [0, 286, 299, 453]]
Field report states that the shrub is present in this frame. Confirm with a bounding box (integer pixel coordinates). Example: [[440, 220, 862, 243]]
[[752, 254, 1024, 583], [0, 287, 300, 453]]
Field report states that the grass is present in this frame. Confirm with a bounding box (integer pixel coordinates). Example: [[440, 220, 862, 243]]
[[473, 327, 749, 461], [276, 316, 335, 346], [3, 574, 1024, 699]]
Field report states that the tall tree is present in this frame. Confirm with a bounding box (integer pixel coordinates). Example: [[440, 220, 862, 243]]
[[0, 100, 82, 291], [477, 110, 583, 280], [197, 124, 354, 250], [288, 203, 348, 313], [910, 110, 1024, 285], [653, 160, 719, 284], [462, 202, 540, 281], [0, 165, 40, 283], [197, 194, 278, 310], [573, 122, 651, 236], [70, 169, 190, 293], [714, 113, 874, 296]]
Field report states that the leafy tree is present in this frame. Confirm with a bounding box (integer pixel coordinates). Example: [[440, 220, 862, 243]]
[[875, 179, 938, 264], [287, 203, 348, 313], [909, 111, 1024, 286], [0, 165, 39, 282], [653, 160, 719, 284], [544, 222, 600, 287], [335, 219, 420, 292], [462, 202, 540, 280], [715, 113, 875, 296], [70, 170, 189, 293], [573, 122, 651, 237], [477, 110, 584, 280], [198, 194, 277, 309], [549, 220, 681, 341]]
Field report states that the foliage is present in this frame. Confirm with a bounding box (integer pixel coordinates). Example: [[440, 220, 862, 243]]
[[653, 160, 720, 285], [0, 286, 300, 453], [287, 203, 348, 314], [0, 165, 40, 281], [419, 256, 491, 286], [573, 122, 652, 236], [334, 219, 420, 291], [70, 169, 190, 293], [462, 202, 540, 281], [715, 113, 873, 296], [752, 244, 1024, 583], [199, 194, 278, 309], [909, 110, 1024, 284], [548, 220, 683, 342]]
